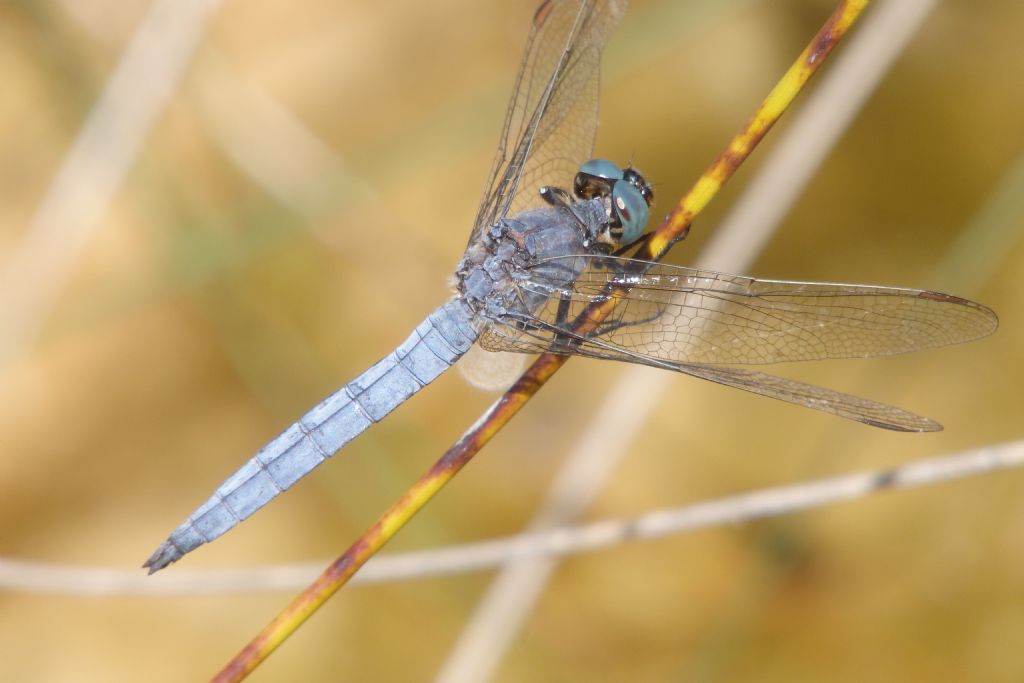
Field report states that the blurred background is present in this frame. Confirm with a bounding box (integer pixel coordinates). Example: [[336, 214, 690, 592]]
[[2, 0, 1023, 680]]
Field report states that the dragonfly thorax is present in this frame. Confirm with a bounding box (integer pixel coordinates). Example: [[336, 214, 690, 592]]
[[456, 198, 608, 323]]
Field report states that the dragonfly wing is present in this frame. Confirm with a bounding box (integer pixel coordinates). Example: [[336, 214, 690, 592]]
[[481, 310, 942, 431], [468, 0, 629, 246], [479, 256, 996, 430], [490, 255, 998, 364], [665, 363, 941, 432]]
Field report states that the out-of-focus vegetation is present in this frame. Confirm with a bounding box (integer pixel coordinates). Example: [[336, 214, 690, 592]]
[[1, 1, 1022, 681]]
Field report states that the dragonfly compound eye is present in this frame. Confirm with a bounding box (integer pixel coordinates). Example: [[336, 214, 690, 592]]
[[611, 181, 649, 243], [574, 158, 624, 200]]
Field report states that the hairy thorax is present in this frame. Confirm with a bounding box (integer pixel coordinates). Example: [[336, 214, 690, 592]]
[[455, 199, 608, 327]]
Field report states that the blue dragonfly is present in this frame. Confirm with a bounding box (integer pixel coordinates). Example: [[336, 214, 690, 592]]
[[145, 0, 997, 572]]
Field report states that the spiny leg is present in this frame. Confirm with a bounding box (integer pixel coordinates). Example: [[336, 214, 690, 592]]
[[611, 231, 652, 258]]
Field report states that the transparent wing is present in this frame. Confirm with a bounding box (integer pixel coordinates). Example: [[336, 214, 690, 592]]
[[479, 256, 998, 431], [467, 0, 629, 247], [484, 255, 998, 363]]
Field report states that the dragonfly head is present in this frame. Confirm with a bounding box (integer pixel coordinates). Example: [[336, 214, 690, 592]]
[[573, 159, 654, 246]]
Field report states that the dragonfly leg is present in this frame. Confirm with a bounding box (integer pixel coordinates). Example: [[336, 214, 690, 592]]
[[611, 231, 652, 258], [579, 293, 667, 339], [587, 310, 663, 338], [550, 290, 587, 353], [553, 290, 573, 325], [539, 185, 574, 209]]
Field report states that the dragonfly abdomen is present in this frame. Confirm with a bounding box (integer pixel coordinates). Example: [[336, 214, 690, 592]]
[[144, 299, 478, 573]]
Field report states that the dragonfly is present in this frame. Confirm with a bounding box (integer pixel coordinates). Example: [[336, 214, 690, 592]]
[[145, 0, 997, 573]]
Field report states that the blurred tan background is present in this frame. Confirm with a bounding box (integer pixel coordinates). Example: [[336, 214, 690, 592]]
[[2, 0, 1023, 681]]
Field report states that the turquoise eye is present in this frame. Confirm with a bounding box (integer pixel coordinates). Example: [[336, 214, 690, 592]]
[[579, 158, 624, 180], [574, 159, 625, 201], [611, 181, 648, 243]]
